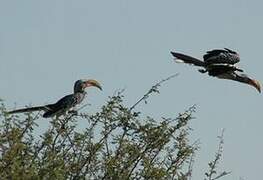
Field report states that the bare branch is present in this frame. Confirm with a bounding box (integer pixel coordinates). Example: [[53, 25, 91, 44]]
[[129, 73, 179, 111], [205, 129, 230, 180]]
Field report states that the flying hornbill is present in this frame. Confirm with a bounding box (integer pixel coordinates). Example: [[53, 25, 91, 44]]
[[7, 79, 102, 118], [170, 48, 261, 93]]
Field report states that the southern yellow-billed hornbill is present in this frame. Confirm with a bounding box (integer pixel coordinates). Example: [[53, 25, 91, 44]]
[[7, 79, 102, 118], [171, 48, 261, 92]]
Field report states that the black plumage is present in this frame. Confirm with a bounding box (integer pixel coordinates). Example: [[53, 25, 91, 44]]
[[171, 48, 261, 92], [203, 48, 240, 65], [7, 79, 102, 118]]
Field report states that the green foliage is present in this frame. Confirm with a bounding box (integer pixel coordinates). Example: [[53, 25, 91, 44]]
[[0, 76, 229, 180]]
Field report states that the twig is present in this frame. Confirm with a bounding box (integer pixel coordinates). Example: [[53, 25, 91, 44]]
[[187, 151, 195, 180], [212, 171, 231, 180], [129, 73, 179, 111], [205, 129, 230, 180]]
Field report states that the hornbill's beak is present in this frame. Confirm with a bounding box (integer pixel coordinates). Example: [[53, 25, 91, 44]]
[[249, 79, 261, 93], [84, 79, 102, 90]]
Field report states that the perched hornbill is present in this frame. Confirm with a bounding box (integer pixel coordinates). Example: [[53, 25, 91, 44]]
[[170, 48, 261, 93], [7, 79, 102, 118]]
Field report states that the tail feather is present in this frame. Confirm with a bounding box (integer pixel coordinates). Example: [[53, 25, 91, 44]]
[[171, 51, 205, 67], [7, 106, 50, 114]]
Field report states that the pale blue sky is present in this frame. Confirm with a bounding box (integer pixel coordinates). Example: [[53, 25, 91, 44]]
[[1, 1, 262, 179]]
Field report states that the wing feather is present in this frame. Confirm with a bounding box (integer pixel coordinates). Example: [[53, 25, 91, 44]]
[[170, 51, 205, 67]]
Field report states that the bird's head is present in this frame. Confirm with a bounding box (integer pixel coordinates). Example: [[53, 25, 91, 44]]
[[74, 79, 102, 93], [224, 48, 239, 55], [224, 48, 240, 58], [248, 79, 261, 93]]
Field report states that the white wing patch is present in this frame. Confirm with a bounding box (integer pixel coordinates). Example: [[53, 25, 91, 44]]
[[174, 58, 184, 63]]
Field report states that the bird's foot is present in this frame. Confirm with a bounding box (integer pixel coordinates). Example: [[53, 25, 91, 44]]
[[68, 110, 78, 116]]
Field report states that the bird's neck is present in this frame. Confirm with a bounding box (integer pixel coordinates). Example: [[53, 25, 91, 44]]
[[74, 90, 86, 95], [74, 89, 86, 94], [73, 91, 87, 105]]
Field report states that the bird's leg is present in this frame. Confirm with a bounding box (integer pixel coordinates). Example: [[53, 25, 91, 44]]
[[234, 67, 244, 72], [198, 69, 207, 73]]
